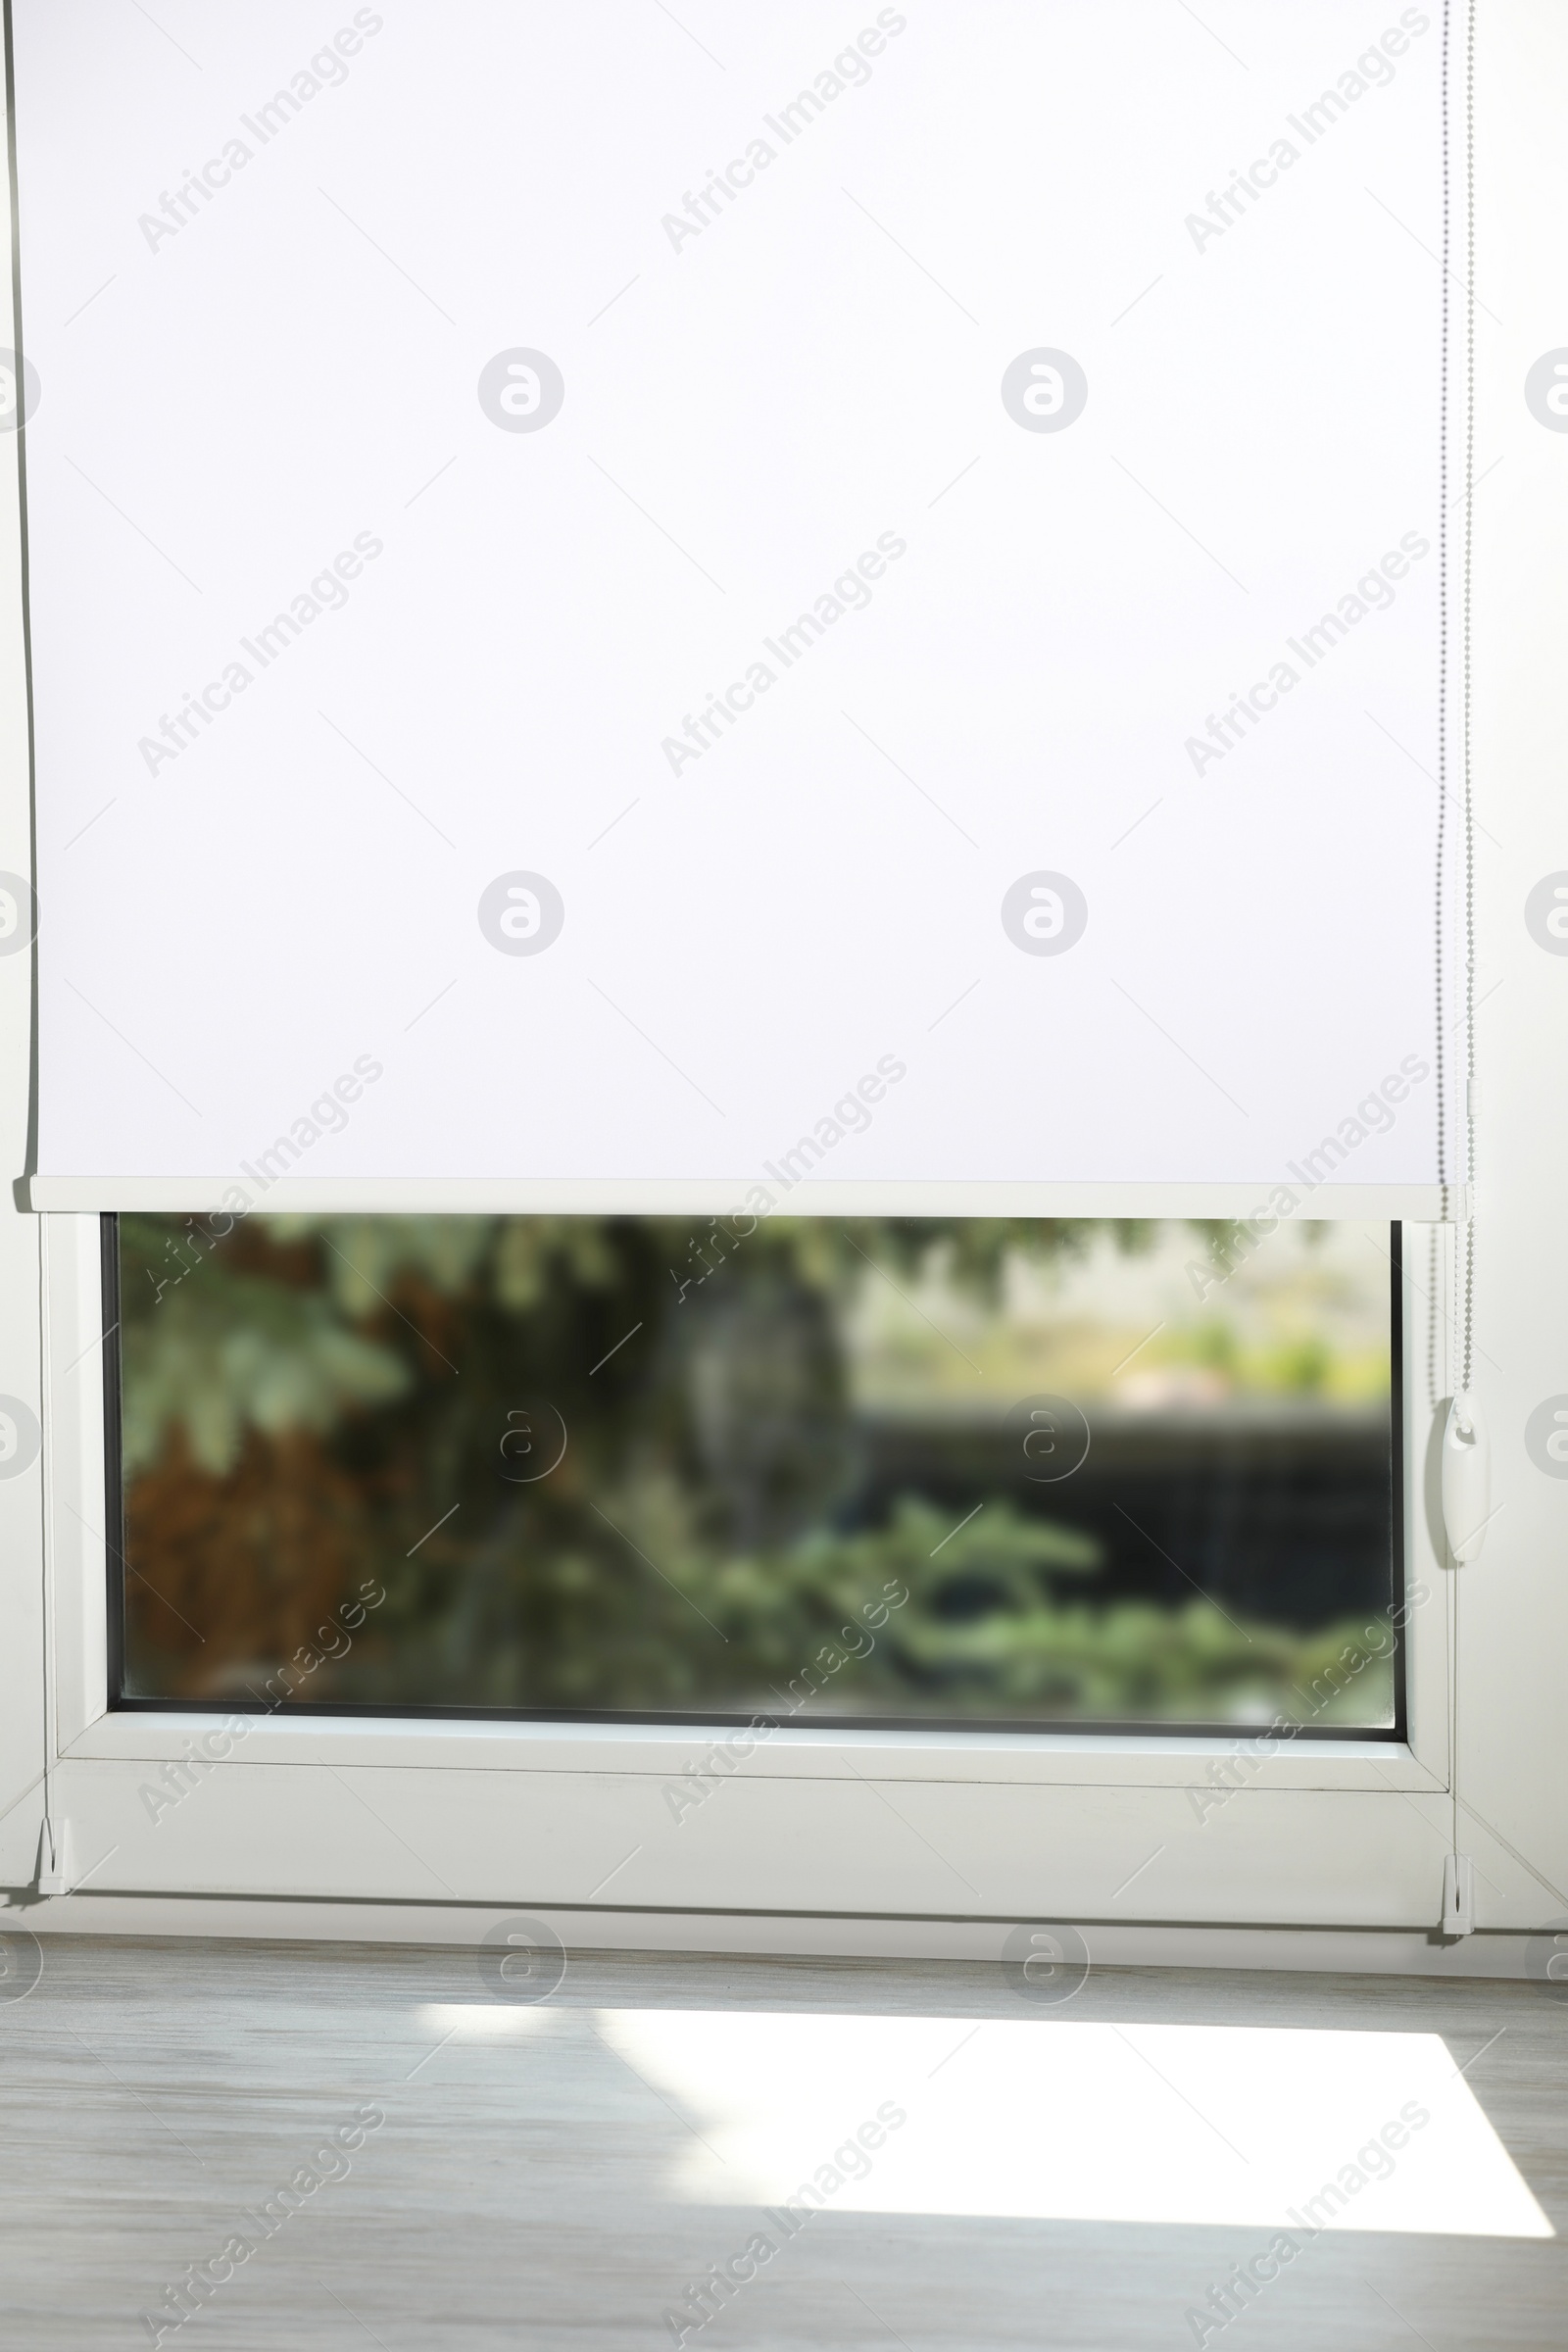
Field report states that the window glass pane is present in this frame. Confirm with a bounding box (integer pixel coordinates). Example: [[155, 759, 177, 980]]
[[113, 1214, 1400, 1731]]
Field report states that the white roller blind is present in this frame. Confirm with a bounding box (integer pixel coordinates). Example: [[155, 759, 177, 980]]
[[13, 1, 1458, 1214]]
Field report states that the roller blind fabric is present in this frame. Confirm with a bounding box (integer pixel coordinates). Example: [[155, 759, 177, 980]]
[[13, 1, 1456, 1213]]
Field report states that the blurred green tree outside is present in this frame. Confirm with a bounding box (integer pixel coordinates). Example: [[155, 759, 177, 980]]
[[118, 1212, 1396, 1726]]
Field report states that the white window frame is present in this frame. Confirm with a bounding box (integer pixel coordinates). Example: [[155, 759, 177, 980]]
[[0, 1205, 1495, 1934], [4, 0, 1567, 1964]]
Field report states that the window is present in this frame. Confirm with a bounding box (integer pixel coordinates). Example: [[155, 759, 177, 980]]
[[113, 1212, 1402, 1735], [8, 1, 1566, 1968]]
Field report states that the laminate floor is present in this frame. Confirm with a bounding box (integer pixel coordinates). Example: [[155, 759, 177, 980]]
[[1, 1935, 1565, 2349]]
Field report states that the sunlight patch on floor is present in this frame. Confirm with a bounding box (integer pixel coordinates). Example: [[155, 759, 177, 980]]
[[414, 2007, 1550, 2236]]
